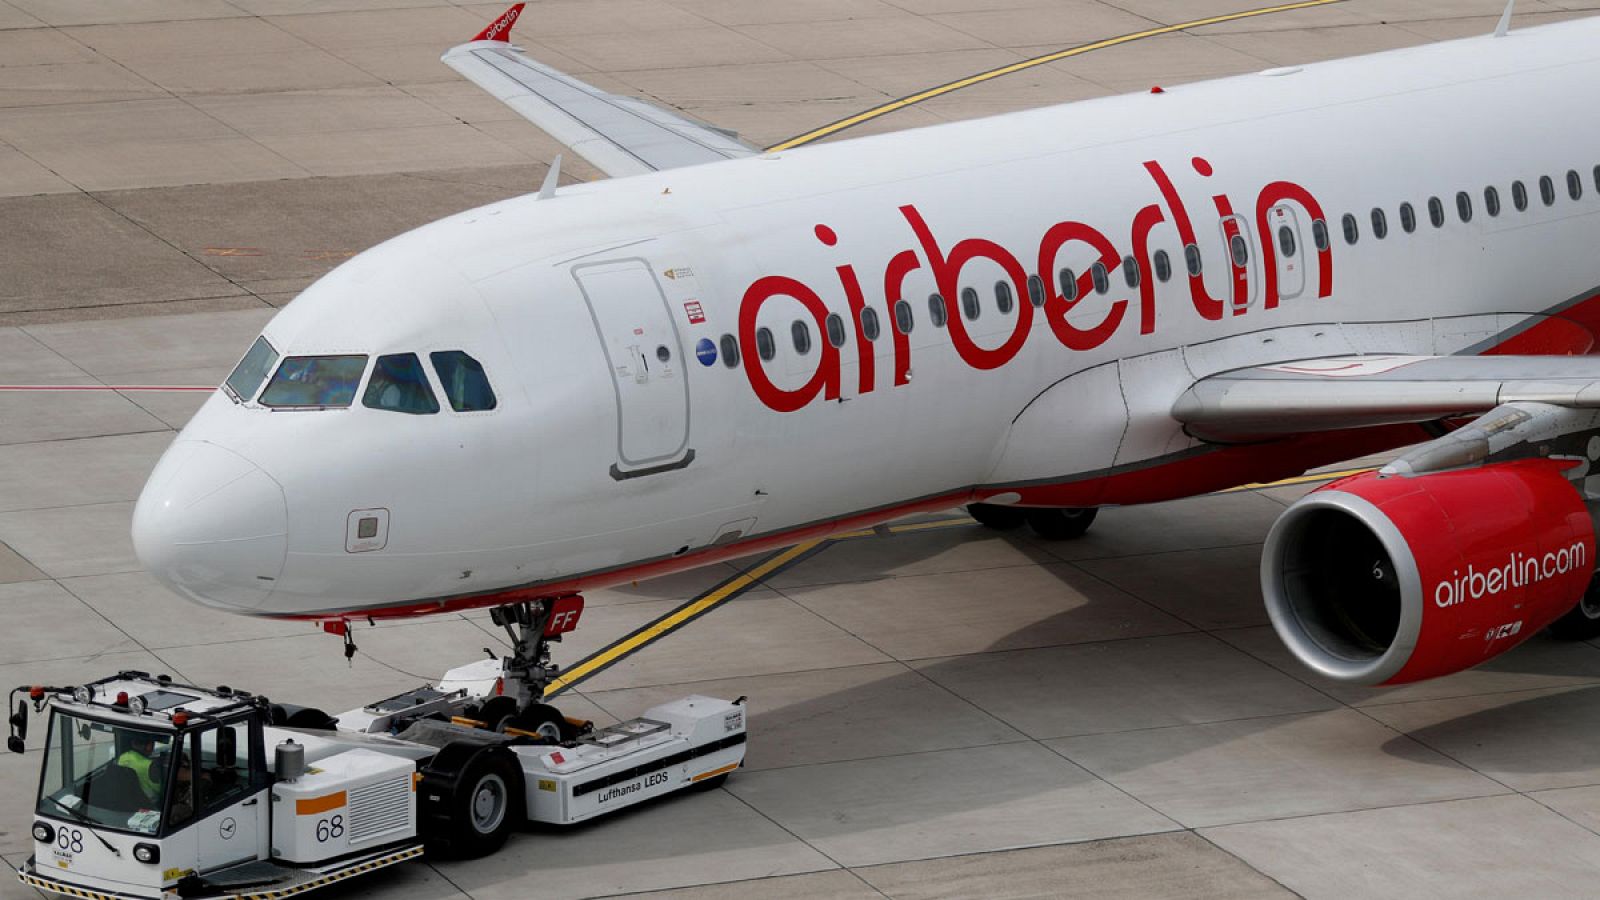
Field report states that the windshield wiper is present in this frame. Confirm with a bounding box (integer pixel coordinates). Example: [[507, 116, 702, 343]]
[[42, 795, 122, 857]]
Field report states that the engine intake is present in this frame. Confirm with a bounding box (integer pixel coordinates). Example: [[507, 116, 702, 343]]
[[1262, 459, 1594, 685]]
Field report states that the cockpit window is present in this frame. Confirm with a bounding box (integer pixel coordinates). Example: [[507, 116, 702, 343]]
[[430, 351, 496, 412], [224, 336, 278, 403], [259, 356, 368, 408], [363, 353, 439, 415]]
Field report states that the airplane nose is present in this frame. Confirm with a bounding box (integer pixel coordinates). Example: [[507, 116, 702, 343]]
[[132, 440, 287, 610]]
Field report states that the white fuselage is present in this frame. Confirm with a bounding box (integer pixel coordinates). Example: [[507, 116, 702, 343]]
[[133, 18, 1600, 619]]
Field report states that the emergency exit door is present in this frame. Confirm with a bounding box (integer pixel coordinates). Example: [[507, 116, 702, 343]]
[[573, 258, 693, 478], [1267, 204, 1306, 300]]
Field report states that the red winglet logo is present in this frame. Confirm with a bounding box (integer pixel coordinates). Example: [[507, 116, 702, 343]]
[[472, 3, 524, 43]]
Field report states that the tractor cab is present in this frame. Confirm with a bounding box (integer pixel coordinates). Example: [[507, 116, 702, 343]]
[[21, 673, 270, 897]]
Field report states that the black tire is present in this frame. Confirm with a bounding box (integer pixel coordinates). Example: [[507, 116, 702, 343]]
[[1550, 582, 1600, 640], [499, 703, 576, 742], [1026, 507, 1098, 541], [968, 503, 1027, 530], [418, 745, 523, 859], [475, 696, 518, 731]]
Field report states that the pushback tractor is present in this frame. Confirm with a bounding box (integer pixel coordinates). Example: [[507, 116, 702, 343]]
[[5, 596, 747, 899]]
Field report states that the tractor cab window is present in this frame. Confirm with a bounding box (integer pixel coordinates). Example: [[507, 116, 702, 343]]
[[188, 720, 255, 821], [37, 713, 178, 836], [363, 353, 439, 415], [430, 351, 497, 412], [259, 355, 368, 409], [224, 336, 278, 403]]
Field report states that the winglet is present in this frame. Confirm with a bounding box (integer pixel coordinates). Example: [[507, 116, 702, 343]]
[[1494, 0, 1514, 37], [472, 3, 524, 43], [538, 154, 562, 200]]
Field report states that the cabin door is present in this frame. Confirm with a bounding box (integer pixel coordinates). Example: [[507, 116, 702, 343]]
[[573, 258, 693, 478]]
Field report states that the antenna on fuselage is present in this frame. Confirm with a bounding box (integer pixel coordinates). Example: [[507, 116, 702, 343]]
[[1494, 0, 1515, 37], [538, 154, 562, 200]]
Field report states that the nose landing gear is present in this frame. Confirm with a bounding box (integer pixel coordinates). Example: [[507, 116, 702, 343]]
[[483, 595, 588, 739]]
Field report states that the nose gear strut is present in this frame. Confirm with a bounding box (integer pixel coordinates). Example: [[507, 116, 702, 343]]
[[489, 595, 583, 709]]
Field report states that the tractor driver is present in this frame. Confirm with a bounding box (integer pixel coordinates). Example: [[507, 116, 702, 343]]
[[116, 734, 164, 804], [116, 734, 195, 823]]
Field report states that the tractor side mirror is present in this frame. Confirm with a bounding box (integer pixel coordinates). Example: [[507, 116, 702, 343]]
[[6, 700, 24, 753], [217, 726, 236, 768]]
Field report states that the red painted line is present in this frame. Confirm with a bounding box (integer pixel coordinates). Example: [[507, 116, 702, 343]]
[[0, 385, 214, 392]]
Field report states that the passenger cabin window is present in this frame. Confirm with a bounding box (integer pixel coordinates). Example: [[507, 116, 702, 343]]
[[1341, 213, 1359, 245], [928, 294, 948, 328], [1228, 234, 1249, 265], [791, 320, 812, 354], [861, 308, 882, 341], [1456, 191, 1472, 223], [895, 299, 915, 333], [363, 353, 438, 415], [1485, 186, 1501, 218], [1428, 197, 1445, 228], [994, 280, 1015, 314], [1026, 275, 1047, 306], [1059, 268, 1079, 301], [1184, 244, 1203, 276], [961, 287, 982, 320], [1513, 180, 1529, 211], [1122, 255, 1140, 289], [1594, 165, 1600, 194], [225, 336, 279, 403], [1569, 169, 1584, 201], [1090, 262, 1110, 295], [1399, 202, 1417, 233], [1541, 175, 1557, 206], [756, 327, 776, 361], [1153, 250, 1173, 283], [825, 313, 847, 348], [1311, 220, 1329, 252], [1277, 226, 1297, 257], [430, 351, 496, 412], [259, 355, 368, 409], [719, 334, 740, 368], [1370, 208, 1388, 240]]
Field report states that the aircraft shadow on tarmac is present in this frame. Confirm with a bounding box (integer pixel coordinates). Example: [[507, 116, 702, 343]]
[[281, 518, 1600, 896]]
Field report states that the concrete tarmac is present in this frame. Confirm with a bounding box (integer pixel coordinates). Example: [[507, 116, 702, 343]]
[[6, 1, 1600, 898]]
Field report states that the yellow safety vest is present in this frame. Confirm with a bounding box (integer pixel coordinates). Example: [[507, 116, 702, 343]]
[[116, 750, 158, 801]]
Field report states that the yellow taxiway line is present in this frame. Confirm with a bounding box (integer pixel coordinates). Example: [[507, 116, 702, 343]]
[[765, 0, 1349, 152], [1219, 465, 1376, 492], [544, 539, 825, 696]]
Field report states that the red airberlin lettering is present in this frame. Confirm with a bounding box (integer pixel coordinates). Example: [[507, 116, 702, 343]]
[[739, 276, 840, 413], [901, 206, 1034, 371], [738, 158, 1333, 412]]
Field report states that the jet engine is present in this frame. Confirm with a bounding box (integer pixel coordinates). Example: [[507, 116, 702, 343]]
[[1262, 457, 1595, 685]]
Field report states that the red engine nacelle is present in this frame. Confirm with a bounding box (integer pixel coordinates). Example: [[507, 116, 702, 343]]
[[1261, 459, 1595, 685]]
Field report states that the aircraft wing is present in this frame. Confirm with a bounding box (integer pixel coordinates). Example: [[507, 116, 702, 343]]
[[1174, 354, 1600, 441], [442, 4, 760, 178]]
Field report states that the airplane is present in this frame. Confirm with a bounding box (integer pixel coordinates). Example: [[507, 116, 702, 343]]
[[131, 1, 1600, 704]]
